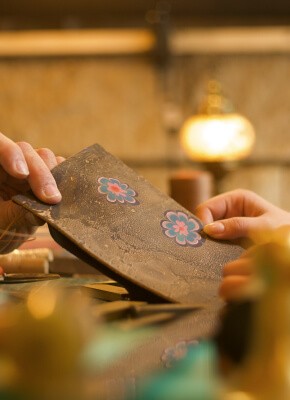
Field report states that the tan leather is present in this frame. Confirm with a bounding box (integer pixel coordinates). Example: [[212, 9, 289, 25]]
[[13, 144, 243, 304]]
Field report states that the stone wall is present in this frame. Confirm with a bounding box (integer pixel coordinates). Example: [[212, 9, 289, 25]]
[[0, 53, 290, 209]]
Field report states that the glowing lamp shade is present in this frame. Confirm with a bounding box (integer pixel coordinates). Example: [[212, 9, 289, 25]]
[[180, 113, 255, 162]]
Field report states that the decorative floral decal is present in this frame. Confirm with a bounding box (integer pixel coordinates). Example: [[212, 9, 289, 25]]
[[97, 177, 138, 204], [161, 340, 199, 368], [161, 210, 203, 247]]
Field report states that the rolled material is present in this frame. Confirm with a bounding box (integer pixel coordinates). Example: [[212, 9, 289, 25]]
[[0, 248, 54, 274]]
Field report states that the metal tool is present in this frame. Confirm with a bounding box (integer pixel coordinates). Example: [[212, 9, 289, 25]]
[[0, 273, 60, 283]]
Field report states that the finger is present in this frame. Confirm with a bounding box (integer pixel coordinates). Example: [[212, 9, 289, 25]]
[[223, 257, 254, 277], [194, 204, 214, 225], [24, 210, 45, 227], [56, 156, 65, 164], [219, 275, 251, 300], [36, 148, 58, 170], [17, 142, 61, 204], [195, 190, 244, 223], [195, 189, 271, 224], [0, 132, 29, 178], [202, 216, 263, 240]]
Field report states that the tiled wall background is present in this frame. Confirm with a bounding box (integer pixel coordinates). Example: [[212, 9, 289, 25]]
[[0, 53, 290, 210]]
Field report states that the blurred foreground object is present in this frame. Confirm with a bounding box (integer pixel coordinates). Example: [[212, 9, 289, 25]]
[[135, 341, 224, 400], [225, 226, 290, 399], [0, 286, 93, 400]]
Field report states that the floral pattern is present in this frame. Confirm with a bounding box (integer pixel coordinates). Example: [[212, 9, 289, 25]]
[[97, 177, 138, 204], [161, 210, 203, 247]]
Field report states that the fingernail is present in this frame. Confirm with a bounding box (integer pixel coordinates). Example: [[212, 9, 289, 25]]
[[204, 222, 225, 236], [15, 160, 29, 176], [43, 184, 61, 200]]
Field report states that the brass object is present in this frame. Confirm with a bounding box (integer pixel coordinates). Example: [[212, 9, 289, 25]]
[[81, 283, 130, 301]]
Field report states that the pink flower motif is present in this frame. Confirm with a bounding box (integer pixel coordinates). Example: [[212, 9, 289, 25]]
[[98, 177, 138, 204], [161, 210, 203, 247]]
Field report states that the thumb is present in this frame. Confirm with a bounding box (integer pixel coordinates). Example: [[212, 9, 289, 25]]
[[3, 203, 44, 234], [203, 217, 259, 240]]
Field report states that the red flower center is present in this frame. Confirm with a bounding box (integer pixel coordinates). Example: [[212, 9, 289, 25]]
[[108, 183, 125, 194], [174, 221, 188, 235]]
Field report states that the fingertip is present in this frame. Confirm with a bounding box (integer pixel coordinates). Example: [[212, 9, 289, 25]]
[[194, 206, 214, 225], [25, 212, 46, 227], [56, 156, 65, 164], [203, 222, 225, 237], [223, 257, 254, 277], [219, 275, 250, 300], [39, 183, 62, 204], [14, 159, 29, 177]]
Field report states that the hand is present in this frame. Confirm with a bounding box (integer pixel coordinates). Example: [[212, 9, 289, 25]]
[[195, 189, 290, 243], [0, 132, 64, 253], [195, 189, 290, 300], [218, 247, 256, 300]]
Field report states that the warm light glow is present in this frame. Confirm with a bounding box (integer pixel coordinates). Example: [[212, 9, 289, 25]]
[[0, 29, 155, 57], [180, 113, 255, 162], [224, 391, 253, 400], [27, 287, 57, 320]]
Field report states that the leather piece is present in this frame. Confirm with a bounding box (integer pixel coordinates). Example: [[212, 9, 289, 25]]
[[13, 144, 243, 304]]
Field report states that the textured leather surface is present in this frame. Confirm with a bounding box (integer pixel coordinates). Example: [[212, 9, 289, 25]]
[[13, 144, 243, 304]]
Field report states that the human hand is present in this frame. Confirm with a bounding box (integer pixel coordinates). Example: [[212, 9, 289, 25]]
[[218, 247, 256, 299], [0, 132, 64, 253], [195, 189, 290, 300], [195, 189, 290, 243]]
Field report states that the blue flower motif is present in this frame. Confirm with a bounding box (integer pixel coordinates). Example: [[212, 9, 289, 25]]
[[161, 210, 203, 247], [97, 177, 138, 204]]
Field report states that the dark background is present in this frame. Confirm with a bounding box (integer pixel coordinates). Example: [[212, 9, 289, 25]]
[[1, 0, 290, 30]]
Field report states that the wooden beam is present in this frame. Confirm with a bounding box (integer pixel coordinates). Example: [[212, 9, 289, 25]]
[[171, 26, 290, 54], [1, 26, 290, 57], [0, 29, 155, 57]]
